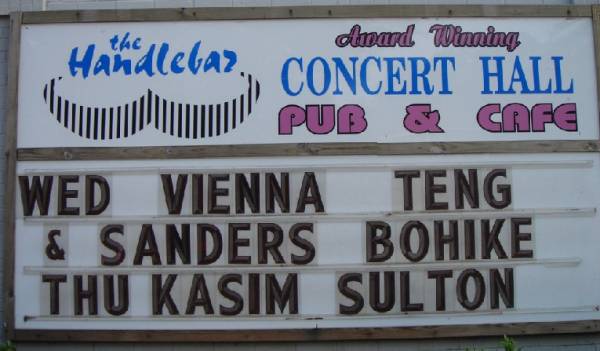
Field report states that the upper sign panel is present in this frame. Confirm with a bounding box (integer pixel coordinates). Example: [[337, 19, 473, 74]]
[[18, 18, 598, 148]]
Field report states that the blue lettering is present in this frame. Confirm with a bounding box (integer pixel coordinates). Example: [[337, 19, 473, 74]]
[[132, 38, 142, 50], [360, 56, 382, 95], [93, 54, 111, 76], [113, 54, 132, 75], [68, 45, 95, 78], [68, 35, 238, 78], [332, 57, 357, 95], [480, 56, 508, 94], [170, 52, 185, 74], [433, 57, 455, 95], [134, 44, 155, 77], [223, 50, 237, 72], [307, 57, 331, 96], [281, 57, 304, 96], [384, 57, 406, 95], [156, 43, 169, 75], [188, 41, 202, 74], [552, 56, 574, 93], [409, 57, 433, 95], [204, 51, 221, 73], [507, 56, 529, 94], [109, 35, 119, 51], [119, 32, 131, 51], [529, 56, 552, 94]]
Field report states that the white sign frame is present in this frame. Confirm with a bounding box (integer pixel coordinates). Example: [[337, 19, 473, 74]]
[[6, 5, 600, 342]]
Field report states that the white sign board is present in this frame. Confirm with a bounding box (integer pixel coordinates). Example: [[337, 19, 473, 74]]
[[10, 10, 600, 341], [17, 17, 598, 147]]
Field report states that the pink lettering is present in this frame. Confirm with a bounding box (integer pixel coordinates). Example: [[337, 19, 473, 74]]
[[477, 103, 578, 133], [278, 105, 306, 134], [278, 104, 368, 135], [477, 104, 502, 132], [337, 104, 367, 134]]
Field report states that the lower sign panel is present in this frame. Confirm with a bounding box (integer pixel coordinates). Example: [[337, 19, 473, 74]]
[[12, 153, 600, 330]]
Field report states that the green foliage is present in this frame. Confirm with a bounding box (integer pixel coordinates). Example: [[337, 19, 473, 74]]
[[500, 335, 521, 351], [464, 335, 520, 351], [0, 340, 15, 351]]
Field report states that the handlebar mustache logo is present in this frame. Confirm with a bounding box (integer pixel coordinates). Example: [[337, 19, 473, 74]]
[[43, 72, 260, 141]]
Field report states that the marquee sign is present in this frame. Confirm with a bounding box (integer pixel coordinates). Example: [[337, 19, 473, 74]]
[[7, 6, 600, 342]]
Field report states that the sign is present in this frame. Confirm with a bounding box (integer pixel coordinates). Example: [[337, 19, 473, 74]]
[[16, 15, 597, 147], [8, 6, 600, 342]]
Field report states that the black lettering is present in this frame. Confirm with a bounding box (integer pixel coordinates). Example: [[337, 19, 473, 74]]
[[258, 223, 285, 264], [248, 273, 260, 314], [366, 221, 393, 262], [133, 224, 162, 265], [289, 223, 315, 265], [235, 173, 260, 214], [454, 169, 479, 209], [296, 172, 324, 213], [265, 172, 290, 213], [425, 170, 448, 210], [160, 174, 188, 215], [427, 270, 452, 311], [197, 224, 222, 265], [19, 175, 53, 216], [218, 273, 243, 315], [152, 274, 179, 315], [399, 221, 429, 262], [484, 169, 511, 209], [481, 219, 508, 259], [85, 175, 110, 215], [338, 273, 363, 315], [186, 274, 214, 315], [394, 170, 420, 211], [400, 271, 423, 312], [457, 269, 485, 310], [103, 275, 129, 316], [208, 174, 230, 214], [511, 217, 533, 258], [74, 275, 98, 315], [266, 273, 298, 314], [490, 268, 514, 309], [434, 220, 459, 260], [464, 219, 476, 260], [42, 274, 66, 315], [228, 223, 251, 264], [58, 175, 80, 215], [166, 224, 191, 265], [192, 174, 203, 215], [100, 224, 125, 266], [369, 271, 395, 312]]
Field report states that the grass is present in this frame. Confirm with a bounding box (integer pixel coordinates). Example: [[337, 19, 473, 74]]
[[466, 335, 521, 351]]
